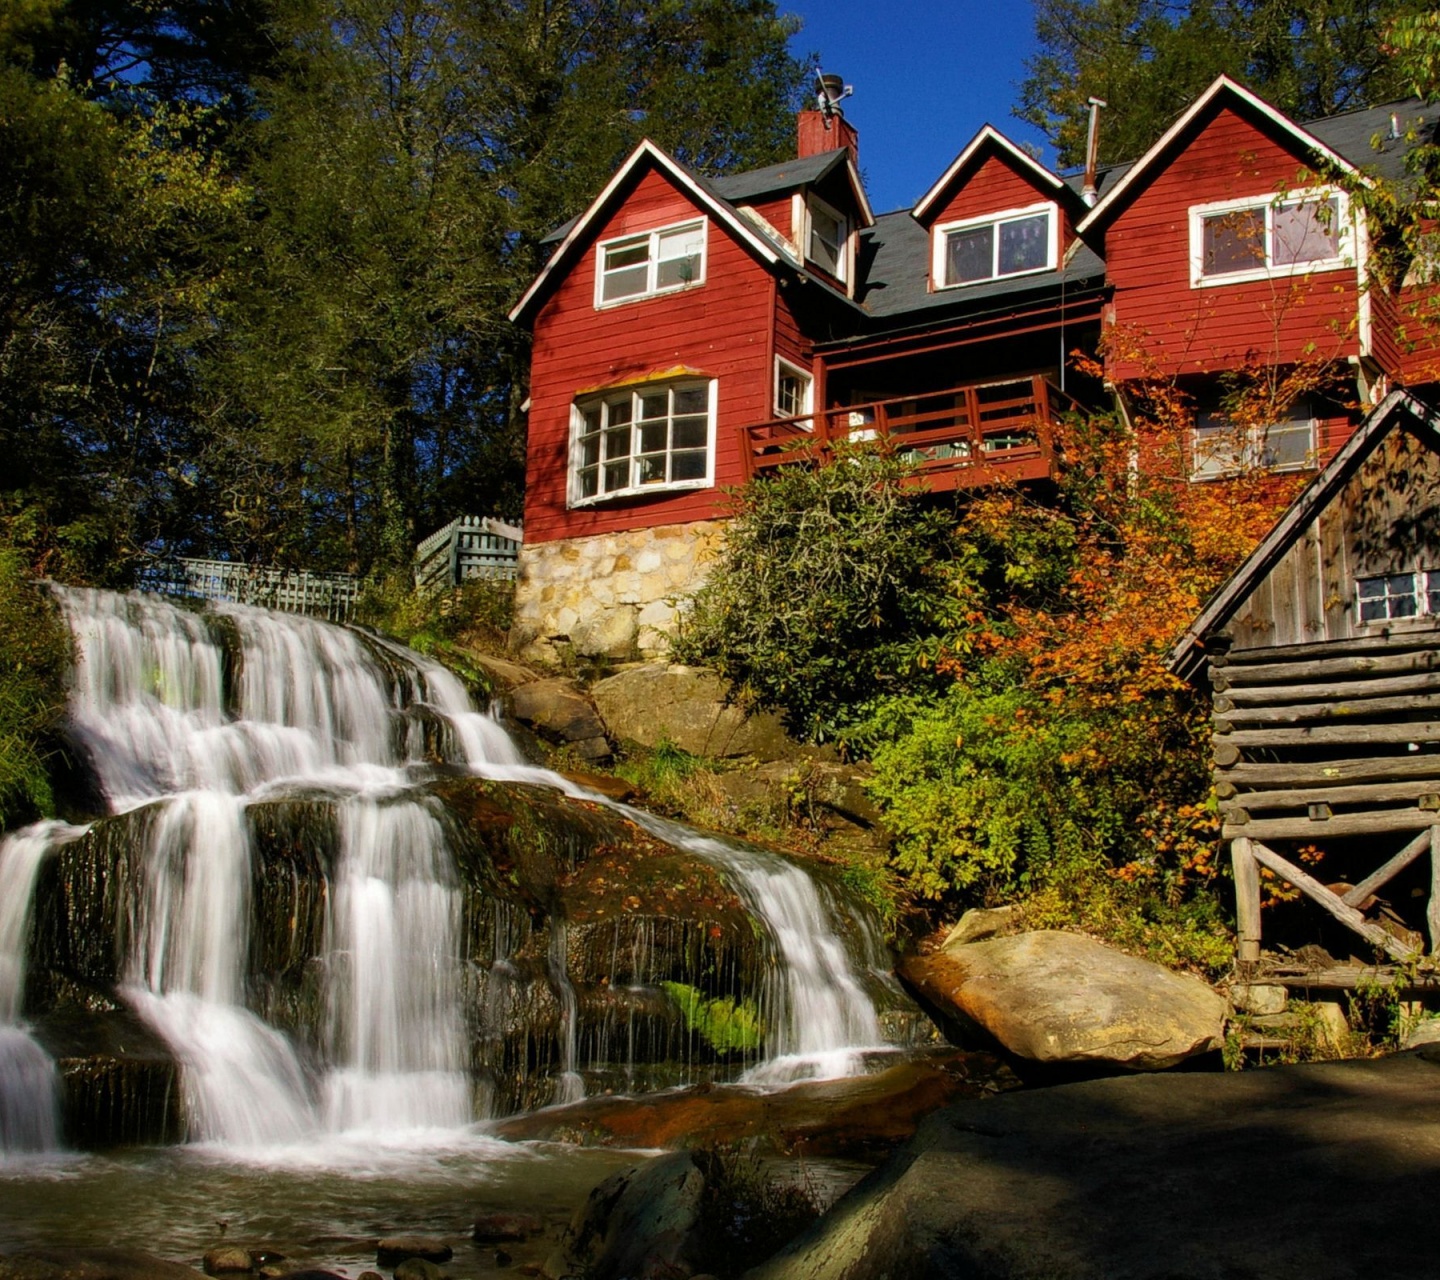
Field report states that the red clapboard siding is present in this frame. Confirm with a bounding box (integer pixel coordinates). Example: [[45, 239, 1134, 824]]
[[1105, 106, 1363, 382], [745, 195, 795, 246], [525, 167, 777, 545], [925, 152, 1064, 231], [774, 286, 808, 370], [1394, 280, 1440, 383]]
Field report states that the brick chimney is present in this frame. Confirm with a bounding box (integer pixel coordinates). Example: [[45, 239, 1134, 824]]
[[797, 109, 859, 166]]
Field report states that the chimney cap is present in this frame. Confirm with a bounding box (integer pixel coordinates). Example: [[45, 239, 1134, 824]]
[[815, 70, 853, 117]]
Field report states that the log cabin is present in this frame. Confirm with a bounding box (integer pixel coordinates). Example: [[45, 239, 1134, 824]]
[[1169, 387, 1440, 984], [508, 74, 1439, 664]]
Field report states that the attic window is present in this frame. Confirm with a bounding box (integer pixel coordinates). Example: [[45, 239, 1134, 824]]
[[1356, 571, 1440, 623], [806, 195, 849, 282], [1189, 190, 1350, 287], [596, 219, 706, 306], [933, 202, 1057, 289]]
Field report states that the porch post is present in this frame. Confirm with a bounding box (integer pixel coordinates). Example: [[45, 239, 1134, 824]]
[[1232, 836, 1261, 967]]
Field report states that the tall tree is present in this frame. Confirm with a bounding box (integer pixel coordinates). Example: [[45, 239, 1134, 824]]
[[1019, 0, 1431, 168]]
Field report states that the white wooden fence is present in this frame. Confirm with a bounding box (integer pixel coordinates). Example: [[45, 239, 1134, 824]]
[[413, 516, 522, 593]]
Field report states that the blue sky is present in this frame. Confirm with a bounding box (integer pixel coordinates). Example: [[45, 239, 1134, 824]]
[[781, 1, 1053, 213]]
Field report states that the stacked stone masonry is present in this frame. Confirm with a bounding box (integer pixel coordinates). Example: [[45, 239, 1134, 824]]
[[511, 520, 725, 663]]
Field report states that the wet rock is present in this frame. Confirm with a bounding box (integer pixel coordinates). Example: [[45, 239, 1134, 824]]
[[942, 905, 1019, 948], [491, 1050, 1016, 1159], [559, 771, 637, 803], [900, 930, 1227, 1071], [473, 1213, 545, 1244], [392, 1262, 445, 1280], [748, 1051, 1440, 1280], [507, 678, 610, 762], [202, 1246, 254, 1275], [0, 1248, 205, 1280], [590, 664, 795, 761], [543, 1152, 705, 1280], [375, 1240, 452, 1268]]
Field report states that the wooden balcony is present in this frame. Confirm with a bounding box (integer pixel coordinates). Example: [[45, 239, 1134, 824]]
[[739, 375, 1074, 492]]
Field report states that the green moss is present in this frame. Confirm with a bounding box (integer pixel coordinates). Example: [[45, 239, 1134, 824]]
[[661, 981, 764, 1054]]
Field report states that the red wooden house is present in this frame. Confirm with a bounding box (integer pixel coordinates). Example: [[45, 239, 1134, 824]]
[[508, 76, 1437, 663]]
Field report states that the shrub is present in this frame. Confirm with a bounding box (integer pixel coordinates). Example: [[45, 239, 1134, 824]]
[[674, 444, 962, 743]]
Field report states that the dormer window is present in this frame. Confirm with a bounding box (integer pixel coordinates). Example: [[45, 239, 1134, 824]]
[[805, 195, 849, 282], [596, 219, 706, 306], [932, 202, 1058, 289], [1189, 189, 1350, 287]]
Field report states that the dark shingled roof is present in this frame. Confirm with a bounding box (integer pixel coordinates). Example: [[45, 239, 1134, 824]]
[[1302, 97, 1435, 182], [707, 149, 851, 203], [853, 208, 1106, 322]]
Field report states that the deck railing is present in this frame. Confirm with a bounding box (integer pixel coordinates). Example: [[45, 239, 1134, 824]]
[[740, 374, 1074, 489], [138, 558, 363, 622], [413, 515, 523, 593]]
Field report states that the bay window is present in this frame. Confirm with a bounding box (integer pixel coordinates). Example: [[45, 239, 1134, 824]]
[[572, 380, 715, 503]]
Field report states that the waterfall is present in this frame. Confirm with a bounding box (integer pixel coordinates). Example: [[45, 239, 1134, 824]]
[[4, 586, 892, 1150], [0, 821, 85, 1155]]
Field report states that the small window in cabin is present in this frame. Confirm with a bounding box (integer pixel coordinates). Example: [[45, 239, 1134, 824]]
[[806, 196, 848, 282], [774, 358, 813, 426], [571, 379, 714, 504], [933, 203, 1057, 289], [1189, 190, 1349, 288], [1357, 573, 1420, 622], [1191, 401, 1317, 480], [596, 219, 706, 306]]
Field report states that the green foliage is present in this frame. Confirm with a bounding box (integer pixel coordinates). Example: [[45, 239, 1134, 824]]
[[1019, 0, 1429, 168], [0, 543, 71, 828], [355, 574, 514, 659], [661, 981, 764, 1054], [674, 445, 963, 743]]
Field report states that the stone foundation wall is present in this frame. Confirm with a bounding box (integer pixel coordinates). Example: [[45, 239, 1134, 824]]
[[510, 520, 726, 663]]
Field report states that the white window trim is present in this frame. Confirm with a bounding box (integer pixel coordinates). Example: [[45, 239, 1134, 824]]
[[1188, 187, 1352, 289], [774, 357, 814, 428], [1189, 407, 1319, 481], [567, 378, 718, 507], [593, 217, 708, 309], [800, 192, 851, 285], [931, 201, 1059, 291], [1355, 568, 1440, 627]]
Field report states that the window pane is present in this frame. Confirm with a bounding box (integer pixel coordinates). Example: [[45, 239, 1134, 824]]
[[636, 455, 667, 484], [671, 450, 707, 480], [604, 239, 648, 269], [809, 207, 844, 276], [674, 386, 708, 416], [1273, 198, 1339, 265], [1258, 419, 1315, 470], [639, 421, 668, 454], [578, 468, 598, 499], [658, 224, 703, 261], [1203, 208, 1265, 275], [603, 427, 631, 460], [946, 225, 993, 284], [581, 407, 602, 436], [606, 397, 633, 425], [580, 436, 600, 467], [1193, 418, 1244, 477], [777, 373, 808, 417], [601, 265, 648, 301], [639, 392, 668, 421], [603, 461, 629, 491], [672, 415, 707, 449], [1427, 570, 1440, 615], [998, 215, 1049, 275]]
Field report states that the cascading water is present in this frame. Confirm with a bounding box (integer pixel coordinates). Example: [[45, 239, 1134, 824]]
[[3, 585, 895, 1154]]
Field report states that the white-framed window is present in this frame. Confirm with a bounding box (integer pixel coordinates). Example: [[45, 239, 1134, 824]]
[[570, 379, 715, 504], [774, 358, 813, 425], [805, 195, 849, 282], [1189, 189, 1351, 288], [1356, 570, 1440, 623], [932, 202, 1058, 289], [595, 219, 706, 307], [1191, 402, 1318, 479]]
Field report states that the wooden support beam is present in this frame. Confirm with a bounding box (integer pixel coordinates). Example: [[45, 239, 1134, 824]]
[[1223, 671, 1440, 706], [1341, 829, 1432, 906], [1215, 691, 1440, 726], [1224, 810, 1440, 840], [1232, 837, 1261, 967], [1211, 755, 1440, 787], [1214, 739, 1242, 767], [1431, 827, 1440, 958], [1214, 649, 1440, 689], [1220, 780, 1440, 813], [1223, 722, 1440, 749], [1249, 840, 1423, 963]]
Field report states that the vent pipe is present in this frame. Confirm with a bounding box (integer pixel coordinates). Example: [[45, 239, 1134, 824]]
[[1082, 96, 1107, 207]]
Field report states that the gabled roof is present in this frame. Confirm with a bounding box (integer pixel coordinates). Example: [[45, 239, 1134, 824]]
[[914, 125, 1069, 224], [1077, 75, 1365, 235], [709, 148, 875, 227], [1166, 387, 1440, 682], [509, 139, 802, 326]]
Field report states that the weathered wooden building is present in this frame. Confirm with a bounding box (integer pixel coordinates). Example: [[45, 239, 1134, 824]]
[[1169, 387, 1440, 976]]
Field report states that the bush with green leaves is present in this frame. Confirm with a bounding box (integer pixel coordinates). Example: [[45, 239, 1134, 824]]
[[0, 545, 71, 829], [674, 445, 962, 742]]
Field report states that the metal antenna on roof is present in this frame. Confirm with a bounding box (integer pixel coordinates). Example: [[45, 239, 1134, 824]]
[[815, 69, 853, 129]]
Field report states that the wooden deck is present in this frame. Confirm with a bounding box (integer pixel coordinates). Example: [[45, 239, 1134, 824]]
[[738, 374, 1072, 491]]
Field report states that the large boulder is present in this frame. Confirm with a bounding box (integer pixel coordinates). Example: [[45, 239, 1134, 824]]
[[900, 930, 1226, 1071], [506, 676, 610, 761], [590, 664, 794, 761]]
